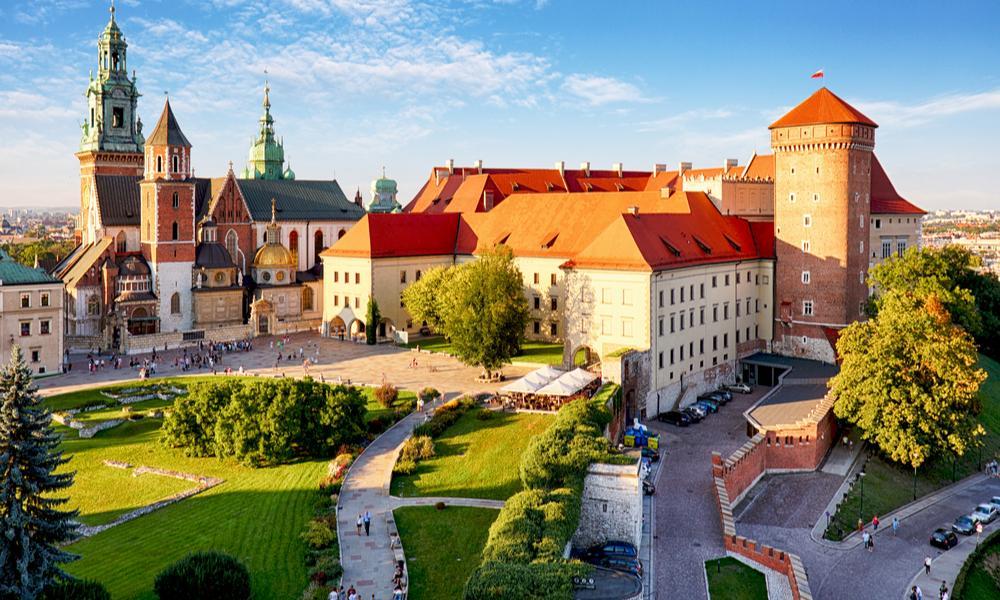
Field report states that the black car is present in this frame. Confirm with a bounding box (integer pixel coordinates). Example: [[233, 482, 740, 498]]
[[583, 541, 638, 561], [657, 410, 690, 426], [715, 389, 733, 402], [595, 555, 642, 578], [953, 515, 977, 535], [929, 528, 959, 549], [698, 392, 728, 406], [641, 446, 660, 462], [682, 407, 703, 423]]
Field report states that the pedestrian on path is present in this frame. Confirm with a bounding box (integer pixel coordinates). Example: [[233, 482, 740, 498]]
[[872, 514, 880, 532], [857, 518, 864, 533], [939, 580, 949, 599], [328, 587, 338, 600], [910, 585, 923, 600], [862, 531, 871, 551], [357, 514, 363, 536], [893, 516, 900, 536], [924, 555, 932, 575], [363, 510, 372, 536]]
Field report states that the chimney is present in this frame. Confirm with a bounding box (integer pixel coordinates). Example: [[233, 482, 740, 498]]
[[555, 160, 565, 177], [653, 163, 667, 175], [724, 158, 738, 170], [580, 161, 590, 177], [627, 206, 639, 215], [446, 158, 455, 175], [612, 162, 623, 177], [473, 159, 483, 174], [679, 161, 692, 175], [660, 187, 671, 199]]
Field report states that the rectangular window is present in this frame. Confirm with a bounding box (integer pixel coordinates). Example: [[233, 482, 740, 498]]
[[670, 314, 676, 333], [802, 240, 811, 253], [725, 274, 730, 286], [803, 214, 812, 227], [860, 241, 865, 254], [736, 273, 741, 285], [712, 335, 718, 351], [860, 214, 865, 228], [658, 290, 664, 307], [40, 293, 50, 307], [813, 193, 820, 202], [343, 272, 349, 283], [736, 330, 741, 344], [602, 288, 613, 304], [20, 294, 30, 308], [20, 322, 30, 337], [355, 273, 360, 284], [723, 333, 728, 348], [670, 348, 675, 365], [789, 192, 796, 203], [700, 283, 705, 298], [334, 272, 339, 283], [736, 302, 741, 317], [680, 346, 684, 361], [622, 289, 633, 305], [400, 270, 406, 283], [550, 298, 557, 311], [534, 297, 541, 310], [40, 320, 50, 335], [533, 321, 540, 334], [550, 273, 557, 286], [354, 297, 359, 309], [859, 271, 865, 284], [689, 309, 695, 328], [882, 240, 892, 259], [699, 339, 704, 354], [601, 317, 612, 335], [658, 352, 664, 369], [680, 287, 685, 303], [30, 350, 39, 363], [723, 302, 730, 320], [874, 218, 882, 229], [622, 319, 633, 337], [670, 289, 675, 305], [712, 305, 718, 322], [343, 296, 348, 307], [658, 318, 664, 336], [712, 276, 717, 288], [803, 300, 814, 316], [533, 273, 539, 285], [897, 241, 906, 257], [699, 306, 705, 325], [334, 296, 339, 306], [802, 271, 811, 284]]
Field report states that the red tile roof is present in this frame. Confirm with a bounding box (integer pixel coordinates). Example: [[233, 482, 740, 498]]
[[320, 212, 461, 258], [769, 87, 877, 129], [870, 155, 925, 215], [741, 153, 775, 181]]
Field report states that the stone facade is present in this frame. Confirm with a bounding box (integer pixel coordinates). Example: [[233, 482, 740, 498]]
[[0, 280, 64, 375], [572, 462, 642, 551]]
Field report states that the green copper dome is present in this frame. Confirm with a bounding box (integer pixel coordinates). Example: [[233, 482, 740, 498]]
[[242, 80, 293, 181]]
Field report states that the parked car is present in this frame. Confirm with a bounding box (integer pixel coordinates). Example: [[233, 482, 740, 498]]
[[715, 389, 733, 402], [582, 541, 638, 561], [593, 556, 642, 578], [641, 446, 660, 462], [642, 478, 655, 496], [973, 503, 999, 524], [726, 382, 753, 394], [657, 410, 690, 427], [695, 399, 719, 413], [929, 528, 959, 550], [682, 407, 704, 423], [989, 496, 1000, 511], [953, 515, 977, 535], [706, 391, 730, 405], [686, 404, 707, 418]]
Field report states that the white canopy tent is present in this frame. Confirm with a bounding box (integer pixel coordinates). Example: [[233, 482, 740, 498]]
[[499, 365, 565, 394], [534, 368, 599, 397]]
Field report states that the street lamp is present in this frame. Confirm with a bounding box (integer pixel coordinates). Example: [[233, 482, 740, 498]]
[[858, 469, 867, 523]]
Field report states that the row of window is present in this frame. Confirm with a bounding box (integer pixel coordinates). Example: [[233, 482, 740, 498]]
[[19, 319, 52, 337], [533, 297, 557, 311], [332, 295, 361, 309], [19, 292, 52, 309], [879, 240, 907, 259], [657, 270, 766, 308], [154, 154, 182, 174], [333, 272, 362, 284], [873, 217, 919, 229], [530, 273, 559, 286], [531, 321, 558, 336], [658, 298, 761, 336], [656, 325, 761, 380], [400, 270, 421, 284]]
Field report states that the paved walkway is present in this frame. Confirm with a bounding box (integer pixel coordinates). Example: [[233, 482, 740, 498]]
[[390, 496, 505, 510], [904, 505, 1000, 599]]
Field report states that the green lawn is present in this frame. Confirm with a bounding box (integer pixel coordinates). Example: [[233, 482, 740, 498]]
[[393, 506, 498, 600], [404, 336, 565, 366], [364, 388, 417, 424], [41, 379, 403, 599], [390, 409, 553, 500], [825, 354, 1000, 540], [704, 557, 768, 600], [953, 529, 1000, 600]]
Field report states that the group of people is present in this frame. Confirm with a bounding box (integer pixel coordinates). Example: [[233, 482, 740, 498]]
[[908, 577, 950, 600], [986, 459, 1000, 477], [355, 511, 372, 536]]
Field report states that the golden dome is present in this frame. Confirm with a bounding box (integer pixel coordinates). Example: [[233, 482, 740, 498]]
[[253, 242, 294, 268]]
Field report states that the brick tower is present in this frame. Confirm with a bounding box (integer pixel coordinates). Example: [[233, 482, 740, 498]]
[[770, 87, 877, 362], [140, 99, 196, 333]]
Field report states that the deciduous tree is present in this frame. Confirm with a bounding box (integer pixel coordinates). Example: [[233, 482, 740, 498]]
[[401, 266, 454, 332]]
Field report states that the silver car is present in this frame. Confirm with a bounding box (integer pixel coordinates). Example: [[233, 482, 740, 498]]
[[725, 382, 752, 394], [972, 503, 998, 524]]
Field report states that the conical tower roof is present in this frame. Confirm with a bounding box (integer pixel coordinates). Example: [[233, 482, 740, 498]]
[[147, 98, 191, 147], [769, 87, 877, 129]]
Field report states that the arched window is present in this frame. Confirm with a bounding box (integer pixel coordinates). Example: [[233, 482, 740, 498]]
[[171, 155, 179, 173], [170, 292, 181, 315], [87, 295, 99, 316], [156, 155, 162, 173], [314, 230, 324, 262], [116, 231, 126, 253], [171, 222, 179, 240], [338, 228, 346, 239], [302, 286, 314, 311], [225, 229, 239, 263], [289, 230, 299, 264]]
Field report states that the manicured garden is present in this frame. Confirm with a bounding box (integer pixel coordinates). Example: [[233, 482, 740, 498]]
[[704, 557, 768, 600], [404, 336, 565, 366], [40, 377, 410, 599], [394, 506, 499, 600], [825, 354, 1000, 540], [391, 408, 553, 500]]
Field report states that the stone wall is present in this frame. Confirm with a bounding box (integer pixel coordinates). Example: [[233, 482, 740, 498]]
[[123, 322, 253, 354], [572, 462, 642, 551]]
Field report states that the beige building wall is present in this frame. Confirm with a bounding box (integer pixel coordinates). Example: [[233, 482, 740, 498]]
[[0, 282, 64, 375], [721, 180, 774, 221], [869, 213, 922, 269], [562, 268, 652, 363], [515, 256, 568, 343]]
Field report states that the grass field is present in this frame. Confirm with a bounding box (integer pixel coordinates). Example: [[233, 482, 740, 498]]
[[41, 378, 409, 599], [404, 336, 565, 366], [390, 408, 553, 500], [953, 529, 1000, 600], [704, 557, 768, 600], [393, 506, 498, 600], [825, 354, 1000, 540]]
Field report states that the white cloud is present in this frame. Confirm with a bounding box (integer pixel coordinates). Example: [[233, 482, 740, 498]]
[[561, 74, 650, 106], [637, 108, 734, 132], [857, 89, 1000, 127]]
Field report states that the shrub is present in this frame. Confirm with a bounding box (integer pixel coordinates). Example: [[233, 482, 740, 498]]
[[435, 501, 447, 510], [400, 435, 435, 463], [309, 553, 343, 582], [413, 398, 474, 438], [367, 416, 389, 435], [300, 519, 337, 550], [153, 551, 251, 600], [393, 459, 417, 476], [42, 578, 111, 600], [374, 382, 398, 408], [463, 561, 588, 600], [420, 387, 440, 402], [318, 476, 342, 496], [476, 409, 494, 421], [301, 582, 332, 600]]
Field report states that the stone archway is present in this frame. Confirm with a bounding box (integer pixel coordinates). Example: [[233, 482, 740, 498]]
[[573, 345, 600, 370], [378, 318, 395, 339]]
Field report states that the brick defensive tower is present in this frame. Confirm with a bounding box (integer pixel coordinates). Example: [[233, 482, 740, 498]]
[[770, 88, 877, 362]]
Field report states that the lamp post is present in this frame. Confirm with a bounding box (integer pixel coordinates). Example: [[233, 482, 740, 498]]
[[858, 469, 867, 523]]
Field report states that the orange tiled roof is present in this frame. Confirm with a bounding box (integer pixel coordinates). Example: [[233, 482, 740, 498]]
[[741, 153, 775, 180], [870, 155, 925, 215], [769, 87, 877, 129], [320, 212, 462, 258]]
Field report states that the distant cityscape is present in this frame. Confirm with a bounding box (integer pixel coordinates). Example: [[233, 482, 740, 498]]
[[924, 209, 1000, 274], [0, 208, 77, 243]]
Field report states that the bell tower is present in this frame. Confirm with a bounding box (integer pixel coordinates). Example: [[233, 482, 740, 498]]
[[140, 98, 196, 333], [76, 1, 145, 244], [771, 87, 876, 362]]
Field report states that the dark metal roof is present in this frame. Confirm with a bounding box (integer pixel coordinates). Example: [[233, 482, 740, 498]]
[[115, 291, 157, 303], [195, 243, 235, 268], [235, 179, 364, 222], [118, 255, 150, 276], [194, 177, 213, 220], [95, 175, 141, 226], [147, 99, 191, 147]]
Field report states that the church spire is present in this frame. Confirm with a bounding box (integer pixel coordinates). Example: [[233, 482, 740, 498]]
[[242, 79, 289, 180]]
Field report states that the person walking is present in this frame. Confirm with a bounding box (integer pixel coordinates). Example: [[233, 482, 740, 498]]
[[857, 518, 864, 533], [872, 514, 880, 532], [893, 516, 900, 536], [939, 580, 949, 600], [862, 531, 870, 551], [356, 514, 363, 536], [363, 510, 372, 536], [924, 555, 932, 575]]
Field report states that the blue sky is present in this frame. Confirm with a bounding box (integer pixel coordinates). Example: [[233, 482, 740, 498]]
[[2, 0, 999, 210]]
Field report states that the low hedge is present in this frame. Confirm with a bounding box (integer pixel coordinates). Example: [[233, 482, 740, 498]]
[[413, 397, 475, 438], [463, 561, 588, 600], [153, 551, 251, 600], [42, 578, 111, 600], [953, 527, 1000, 599], [480, 487, 581, 564]]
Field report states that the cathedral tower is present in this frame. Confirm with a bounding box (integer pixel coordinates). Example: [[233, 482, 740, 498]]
[[140, 99, 196, 333], [241, 81, 294, 181], [771, 87, 876, 362], [76, 2, 145, 243]]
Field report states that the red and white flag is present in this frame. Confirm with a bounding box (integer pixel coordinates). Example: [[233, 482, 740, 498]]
[[811, 69, 825, 79]]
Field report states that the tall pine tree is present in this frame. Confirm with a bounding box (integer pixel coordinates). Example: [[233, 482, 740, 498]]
[[0, 347, 78, 599]]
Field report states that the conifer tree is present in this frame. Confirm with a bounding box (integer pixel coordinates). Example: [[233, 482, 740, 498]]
[[365, 297, 381, 345], [0, 347, 78, 600]]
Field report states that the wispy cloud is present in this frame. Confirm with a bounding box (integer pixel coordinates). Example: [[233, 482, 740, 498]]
[[857, 89, 1000, 127], [637, 108, 734, 132], [562, 74, 650, 106]]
